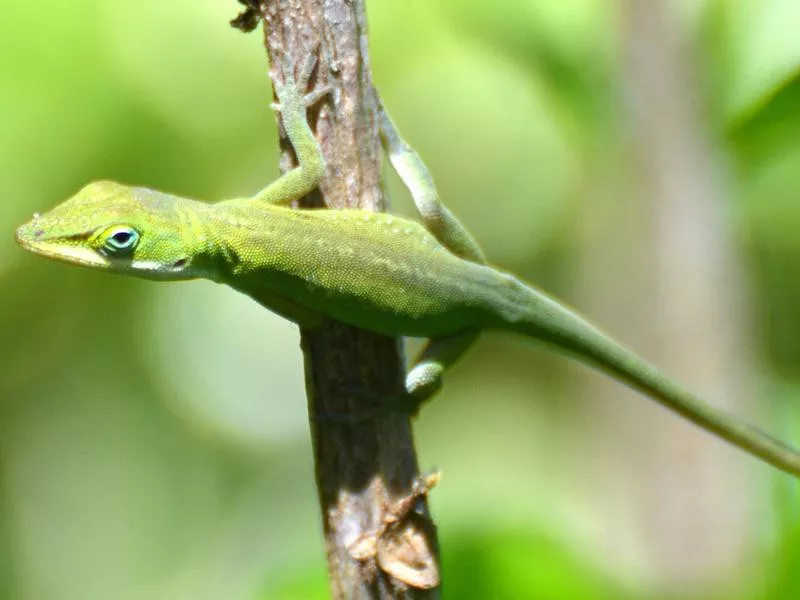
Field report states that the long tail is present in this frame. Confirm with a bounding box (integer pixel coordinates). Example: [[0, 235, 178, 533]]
[[512, 285, 800, 478]]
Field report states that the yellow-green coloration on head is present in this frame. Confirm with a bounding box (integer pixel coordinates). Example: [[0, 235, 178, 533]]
[[15, 181, 219, 281]]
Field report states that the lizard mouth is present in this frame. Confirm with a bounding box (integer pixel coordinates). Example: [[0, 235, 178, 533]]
[[14, 227, 110, 269]]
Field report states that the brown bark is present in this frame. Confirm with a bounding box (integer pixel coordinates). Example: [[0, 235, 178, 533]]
[[233, 1, 441, 597]]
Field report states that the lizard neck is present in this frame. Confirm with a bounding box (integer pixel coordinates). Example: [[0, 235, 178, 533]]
[[204, 200, 299, 282], [152, 196, 229, 282]]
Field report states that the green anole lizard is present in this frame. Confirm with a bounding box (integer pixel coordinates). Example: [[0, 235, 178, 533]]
[[15, 53, 800, 478]]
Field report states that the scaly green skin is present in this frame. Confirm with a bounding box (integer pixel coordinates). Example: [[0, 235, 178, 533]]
[[15, 54, 800, 478]]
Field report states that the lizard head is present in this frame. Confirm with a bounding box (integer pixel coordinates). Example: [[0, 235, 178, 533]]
[[15, 181, 204, 281]]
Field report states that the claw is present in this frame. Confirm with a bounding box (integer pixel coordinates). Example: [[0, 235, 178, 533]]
[[296, 49, 319, 90], [303, 86, 331, 107]]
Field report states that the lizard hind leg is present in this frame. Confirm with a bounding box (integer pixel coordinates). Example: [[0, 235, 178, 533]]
[[310, 331, 481, 423], [378, 98, 487, 406], [377, 100, 485, 264], [404, 331, 481, 409]]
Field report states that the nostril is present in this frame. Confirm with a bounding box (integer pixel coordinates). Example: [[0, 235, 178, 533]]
[[34, 229, 44, 238], [173, 258, 187, 268]]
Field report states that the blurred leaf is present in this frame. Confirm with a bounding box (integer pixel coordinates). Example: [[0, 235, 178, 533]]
[[737, 83, 800, 376], [101, 0, 269, 140], [436, 0, 616, 132], [721, 0, 800, 123], [442, 529, 623, 600], [759, 528, 800, 600], [730, 73, 800, 173], [144, 283, 306, 450], [261, 566, 328, 600]]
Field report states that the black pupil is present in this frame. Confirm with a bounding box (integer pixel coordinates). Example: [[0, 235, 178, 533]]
[[113, 231, 132, 245]]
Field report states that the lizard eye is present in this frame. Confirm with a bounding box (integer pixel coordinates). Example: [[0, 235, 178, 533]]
[[102, 226, 140, 255]]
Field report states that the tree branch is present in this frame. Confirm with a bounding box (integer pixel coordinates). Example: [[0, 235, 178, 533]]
[[234, 1, 441, 597]]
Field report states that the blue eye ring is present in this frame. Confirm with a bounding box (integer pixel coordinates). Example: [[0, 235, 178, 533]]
[[102, 226, 140, 255]]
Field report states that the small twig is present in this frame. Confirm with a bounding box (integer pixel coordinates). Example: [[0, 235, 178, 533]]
[[230, 0, 260, 32]]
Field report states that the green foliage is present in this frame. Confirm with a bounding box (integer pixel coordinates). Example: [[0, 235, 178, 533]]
[[3, 0, 800, 599], [440, 529, 622, 600]]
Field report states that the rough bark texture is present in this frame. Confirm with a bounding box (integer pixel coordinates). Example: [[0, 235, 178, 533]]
[[234, 1, 441, 597]]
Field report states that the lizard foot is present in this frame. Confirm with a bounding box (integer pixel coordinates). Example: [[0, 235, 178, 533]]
[[270, 47, 330, 116]]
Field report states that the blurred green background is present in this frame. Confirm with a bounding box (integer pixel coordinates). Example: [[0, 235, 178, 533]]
[[2, 0, 800, 598]]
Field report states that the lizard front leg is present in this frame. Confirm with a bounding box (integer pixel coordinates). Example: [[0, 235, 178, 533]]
[[250, 50, 330, 206]]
